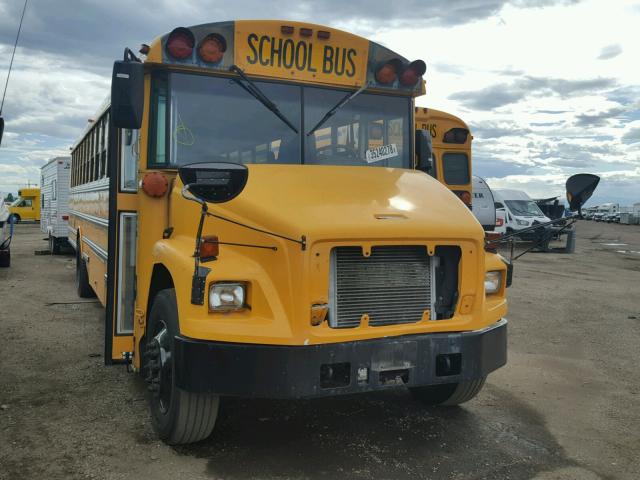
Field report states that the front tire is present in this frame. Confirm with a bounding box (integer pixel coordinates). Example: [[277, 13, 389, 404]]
[[410, 377, 486, 406], [146, 288, 220, 445]]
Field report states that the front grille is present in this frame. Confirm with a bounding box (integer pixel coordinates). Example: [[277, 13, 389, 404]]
[[329, 246, 433, 328]]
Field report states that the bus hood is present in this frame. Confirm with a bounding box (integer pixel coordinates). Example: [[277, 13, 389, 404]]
[[210, 164, 484, 242]]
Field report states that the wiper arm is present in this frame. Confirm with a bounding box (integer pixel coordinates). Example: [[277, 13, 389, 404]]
[[229, 65, 298, 133], [306, 82, 369, 136]]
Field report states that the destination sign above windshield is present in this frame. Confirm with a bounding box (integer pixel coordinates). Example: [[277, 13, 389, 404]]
[[234, 21, 369, 87]]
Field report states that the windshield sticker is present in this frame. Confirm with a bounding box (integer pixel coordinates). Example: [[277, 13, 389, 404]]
[[365, 144, 398, 163]]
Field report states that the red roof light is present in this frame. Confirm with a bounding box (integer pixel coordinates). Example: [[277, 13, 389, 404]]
[[198, 34, 226, 63], [375, 59, 402, 85], [443, 128, 469, 144], [166, 27, 195, 60], [399, 60, 426, 86]]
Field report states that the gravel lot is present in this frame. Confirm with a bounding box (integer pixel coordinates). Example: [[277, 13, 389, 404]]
[[1, 221, 639, 480]]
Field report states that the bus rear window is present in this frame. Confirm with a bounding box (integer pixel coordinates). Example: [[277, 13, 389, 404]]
[[442, 152, 470, 185]]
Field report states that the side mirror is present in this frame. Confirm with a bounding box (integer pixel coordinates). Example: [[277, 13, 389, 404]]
[[178, 162, 248, 204], [415, 129, 433, 173], [566, 174, 600, 213], [0, 116, 4, 147], [111, 50, 144, 129]]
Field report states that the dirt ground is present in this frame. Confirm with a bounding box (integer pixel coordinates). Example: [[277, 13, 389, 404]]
[[1, 221, 639, 480]]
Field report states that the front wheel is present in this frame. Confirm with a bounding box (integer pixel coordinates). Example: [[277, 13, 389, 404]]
[[409, 377, 486, 406], [146, 288, 220, 445]]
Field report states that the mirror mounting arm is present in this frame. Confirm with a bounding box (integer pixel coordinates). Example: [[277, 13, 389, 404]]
[[181, 184, 211, 305], [190, 200, 210, 306], [123, 47, 141, 63]]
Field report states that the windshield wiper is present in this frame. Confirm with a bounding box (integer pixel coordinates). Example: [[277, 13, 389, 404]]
[[229, 65, 298, 133], [306, 82, 369, 136]]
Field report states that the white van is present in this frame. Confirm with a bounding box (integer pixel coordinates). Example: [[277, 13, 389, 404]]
[[472, 176, 506, 234], [493, 189, 550, 238], [40, 157, 71, 254]]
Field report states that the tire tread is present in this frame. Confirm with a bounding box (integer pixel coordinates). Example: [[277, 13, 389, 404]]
[[150, 289, 219, 445], [441, 378, 486, 406]]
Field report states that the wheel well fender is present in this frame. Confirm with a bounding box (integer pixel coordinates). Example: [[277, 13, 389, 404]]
[[147, 263, 175, 322]]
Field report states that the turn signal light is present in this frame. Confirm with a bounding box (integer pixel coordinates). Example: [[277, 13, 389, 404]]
[[198, 33, 226, 63], [199, 235, 219, 261], [166, 27, 195, 59], [399, 60, 426, 86]]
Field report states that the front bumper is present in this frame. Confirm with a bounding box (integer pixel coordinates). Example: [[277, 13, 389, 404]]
[[173, 319, 507, 398]]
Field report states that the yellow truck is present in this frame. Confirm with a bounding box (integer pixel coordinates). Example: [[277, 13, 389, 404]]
[[8, 187, 40, 223]]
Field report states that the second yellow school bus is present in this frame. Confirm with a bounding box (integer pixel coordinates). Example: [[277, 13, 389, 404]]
[[415, 107, 472, 206], [69, 20, 507, 444]]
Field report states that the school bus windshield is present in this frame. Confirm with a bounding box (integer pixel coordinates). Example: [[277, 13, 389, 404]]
[[150, 72, 411, 168]]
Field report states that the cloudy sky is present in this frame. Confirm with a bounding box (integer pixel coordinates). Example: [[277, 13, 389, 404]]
[[1, 0, 638, 205]]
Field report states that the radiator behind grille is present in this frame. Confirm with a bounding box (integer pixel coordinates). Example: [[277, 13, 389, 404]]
[[329, 246, 434, 328]]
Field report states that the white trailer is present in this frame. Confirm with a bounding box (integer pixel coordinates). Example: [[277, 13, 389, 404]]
[[472, 176, 505, 234], [40, 156, 71, 254]]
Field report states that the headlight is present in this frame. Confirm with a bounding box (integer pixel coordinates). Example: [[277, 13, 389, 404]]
[[484, 271, 502, 294], [209, 282, 246, 311], [516, 219, 528, 226]]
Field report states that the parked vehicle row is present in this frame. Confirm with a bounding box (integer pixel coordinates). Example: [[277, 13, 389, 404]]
[[585, 212, 620, 222]]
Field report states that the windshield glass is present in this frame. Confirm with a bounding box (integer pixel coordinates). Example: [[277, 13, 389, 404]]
[[150, 73, 411, 168], [505, 200, 545, 217]]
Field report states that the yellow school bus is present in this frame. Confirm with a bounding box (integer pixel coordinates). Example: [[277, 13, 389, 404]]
[[8, 187, 41, 222], [70, 20, 507, 445], [415, 107, 472, 206]]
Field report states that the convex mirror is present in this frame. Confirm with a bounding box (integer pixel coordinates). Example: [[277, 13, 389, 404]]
[[566, 174, 600, 212], [111, 50, 144, 129], [178, 162, 248, 204]]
